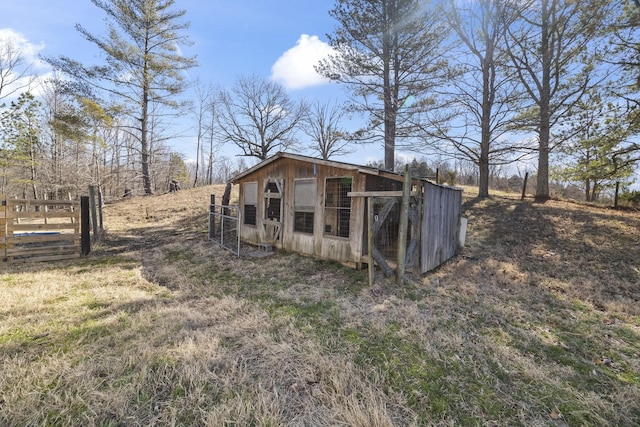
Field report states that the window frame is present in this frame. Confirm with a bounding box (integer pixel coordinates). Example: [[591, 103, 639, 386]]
[[293, 178, 316, 234], [323, 176, 352, 239], [243, 181, 258, 226]]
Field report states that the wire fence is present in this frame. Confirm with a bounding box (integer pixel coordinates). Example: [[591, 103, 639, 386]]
[[208, 204, 241, 256]]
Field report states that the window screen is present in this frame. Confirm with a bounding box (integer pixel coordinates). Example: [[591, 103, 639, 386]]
[[243, 182, 258, 225], [294, 179, 315, 233]]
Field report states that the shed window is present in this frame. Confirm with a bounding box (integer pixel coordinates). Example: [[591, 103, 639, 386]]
[[294, 179, 315, 234], [324, 177, 352, 238], [243, 182, 257, 225]]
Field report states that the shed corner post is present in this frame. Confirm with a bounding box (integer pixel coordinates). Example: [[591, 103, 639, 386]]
[[396, 166, 411, 285], [368, 196, 374, 286]]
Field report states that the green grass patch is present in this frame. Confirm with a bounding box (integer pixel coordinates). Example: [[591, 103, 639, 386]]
[[352, 325, 509, 424]]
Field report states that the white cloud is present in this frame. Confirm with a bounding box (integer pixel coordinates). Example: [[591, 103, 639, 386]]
[[271, 34, 334, 90], [0, 28, 47, 68], [0, 28, 49, 98]]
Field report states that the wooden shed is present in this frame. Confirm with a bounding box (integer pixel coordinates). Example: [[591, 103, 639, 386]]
[[229, 152, 463, 274]]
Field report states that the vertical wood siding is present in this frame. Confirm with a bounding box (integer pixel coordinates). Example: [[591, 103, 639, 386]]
[[421, 182, 463, 273]]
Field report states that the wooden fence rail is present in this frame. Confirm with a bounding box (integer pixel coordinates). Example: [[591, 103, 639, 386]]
[[0, 195, 82, 262]]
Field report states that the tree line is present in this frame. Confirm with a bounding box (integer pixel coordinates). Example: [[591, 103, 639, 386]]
[[0, 0, 639, 202]]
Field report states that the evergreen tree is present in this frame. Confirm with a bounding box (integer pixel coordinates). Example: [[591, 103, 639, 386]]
[[505, 0, 610, 201], [608, 0, 640, 172], [317, 0, 450, 170], [47, 0, 196, 195], [0, 92, 42, 198], [555, 92, 634, 201]]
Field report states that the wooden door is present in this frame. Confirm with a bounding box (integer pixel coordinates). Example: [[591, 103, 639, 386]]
[[263, 179, 283, 243]]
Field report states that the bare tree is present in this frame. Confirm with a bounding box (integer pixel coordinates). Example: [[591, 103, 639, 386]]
[[432, 0, 522, 198], [191, 81, 223, 187], [505, 0, 609, 200], [301, 100, 352, 160], [217, 75, 306, 161], [192, 81, 208, 187], [0, 37, 35, 101]]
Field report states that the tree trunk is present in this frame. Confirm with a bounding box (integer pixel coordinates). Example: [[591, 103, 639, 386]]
[[141, 114, 152, 195], [382, 0, 395, 171], [30, 142, 38, 200], [193, 133, 201, 188], [478, 147, 490, 198], [141, 29, 153, 196], [536, 0, 551, 202], [478, 50, 493, 199], [585, 178, 591, 202]]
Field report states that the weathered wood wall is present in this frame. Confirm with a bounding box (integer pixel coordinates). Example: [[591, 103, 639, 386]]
[[421, 181, 463, 273], [233, 156, 370, 264], [231, 154, 462, 273], [0, 197, 81, 262]]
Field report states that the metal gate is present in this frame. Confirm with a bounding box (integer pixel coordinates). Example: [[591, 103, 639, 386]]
[[208, 203, 241, 256]]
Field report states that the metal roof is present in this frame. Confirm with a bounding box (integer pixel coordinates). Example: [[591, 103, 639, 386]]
[[229, 151, 405, 183]]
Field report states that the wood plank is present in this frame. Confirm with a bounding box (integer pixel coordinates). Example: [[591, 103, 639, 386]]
[[9, 223, 78, 232], [371, 245, 394, 277], [6, 211, 79, 220], [6, 199, 79, 207], [348, 191, 420, 197], [7, 245, 79, 257], [7, 234, 77, 244], [372, 198, 397, 235], [8, 253, 80, 263]]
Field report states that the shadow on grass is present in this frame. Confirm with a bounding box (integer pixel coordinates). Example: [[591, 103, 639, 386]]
[[463, 197, 640, 309]]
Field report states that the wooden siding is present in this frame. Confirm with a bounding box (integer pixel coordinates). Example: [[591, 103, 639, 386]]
[[231, 153, 462, 273], [421, 181, 463, 273], [234, 156, 376, 264]]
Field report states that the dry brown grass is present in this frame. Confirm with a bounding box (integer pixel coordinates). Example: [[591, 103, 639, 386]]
[[1, 185, 639, 426]]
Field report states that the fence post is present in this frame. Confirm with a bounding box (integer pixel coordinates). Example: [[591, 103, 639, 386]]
[[214, 194, 216, 240], [98, 187, 104, 235], [368, 197, 374, 286], [0, 195, 6, 261], [81, 196, 91, 255], [396, 166, 411, 285], [521, 172, 529, 201], [89, 186, 99, 243]]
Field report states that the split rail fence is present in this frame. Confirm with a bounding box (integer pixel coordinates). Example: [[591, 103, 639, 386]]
[[0, 195, 90, 263]]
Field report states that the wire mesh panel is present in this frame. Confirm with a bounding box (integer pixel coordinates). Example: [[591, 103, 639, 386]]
[[366, 195, 422, 282], [370, 197, 401, 261], [209, 204, 241, 256]]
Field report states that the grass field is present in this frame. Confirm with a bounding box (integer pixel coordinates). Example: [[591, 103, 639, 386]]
[[1, 185, 639, 426]]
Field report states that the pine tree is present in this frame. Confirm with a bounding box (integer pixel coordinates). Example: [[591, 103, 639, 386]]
[[317, 0, 450, 170], [505, 0, 610, 201], [47, 0, 196, 195], [555, 93, 634, 201], [0, 92, 42, 198]]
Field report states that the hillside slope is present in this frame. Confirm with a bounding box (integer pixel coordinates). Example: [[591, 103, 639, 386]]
[[1, 186, 639, 426]]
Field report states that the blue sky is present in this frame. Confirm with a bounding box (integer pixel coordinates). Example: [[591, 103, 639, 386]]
[[1, 0, 383, 165], [3, 1, 638, 189]]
